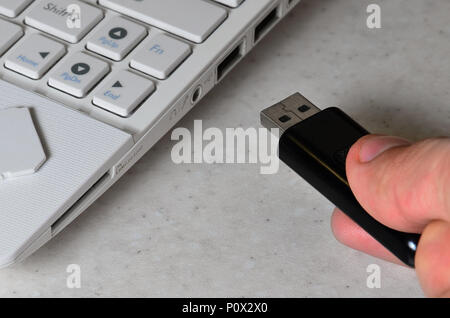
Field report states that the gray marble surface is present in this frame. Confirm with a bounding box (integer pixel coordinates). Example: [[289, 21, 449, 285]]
[[1, 0, 449, 297]]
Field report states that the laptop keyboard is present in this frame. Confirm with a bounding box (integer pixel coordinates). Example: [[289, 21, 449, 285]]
[[0, 0, 245, 117]]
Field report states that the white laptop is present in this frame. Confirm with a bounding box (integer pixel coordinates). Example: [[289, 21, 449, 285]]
[[0, 0, 300, 267]]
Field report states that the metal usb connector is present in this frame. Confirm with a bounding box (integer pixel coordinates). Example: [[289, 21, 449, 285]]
[[260, 92, 320, 132]]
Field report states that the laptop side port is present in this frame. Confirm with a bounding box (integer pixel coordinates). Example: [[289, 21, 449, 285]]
[[51, 171, 111, 236], [254, 6, 281, 44], [217, 40, 245, 82]]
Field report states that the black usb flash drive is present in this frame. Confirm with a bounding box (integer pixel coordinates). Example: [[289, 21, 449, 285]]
[[261, 93, 420, 267]]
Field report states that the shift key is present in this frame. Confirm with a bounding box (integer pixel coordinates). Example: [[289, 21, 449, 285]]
[[25, 0, 103, 43]]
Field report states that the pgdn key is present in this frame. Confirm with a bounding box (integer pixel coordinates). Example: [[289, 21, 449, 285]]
[[48, 52, 109, 97]]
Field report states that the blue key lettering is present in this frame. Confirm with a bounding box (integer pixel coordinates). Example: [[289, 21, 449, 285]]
[[17, 55, 39, 67], [149, 44, 164, 55], [60, 72, 81, 83], [99, 36, 119, 49], [104, 90, 120, 100]]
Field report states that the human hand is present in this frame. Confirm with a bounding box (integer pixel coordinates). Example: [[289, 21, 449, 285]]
[[331, 135, 450, 297]]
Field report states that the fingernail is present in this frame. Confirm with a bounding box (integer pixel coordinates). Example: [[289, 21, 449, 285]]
[[359, 135, 411, 163]]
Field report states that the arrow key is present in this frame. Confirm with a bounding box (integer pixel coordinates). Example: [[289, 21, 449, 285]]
[[93, 71, 155, 117], [5, 34, 65, 79], [87, 16, 146, 61], [48, 52, 109, 98]]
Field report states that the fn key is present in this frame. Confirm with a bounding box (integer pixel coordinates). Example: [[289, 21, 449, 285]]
[[130, 34, 191, 80]]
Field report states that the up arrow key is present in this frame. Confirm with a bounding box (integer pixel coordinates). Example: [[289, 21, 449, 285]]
[[39, 52, 50, 59], [112, 81, 123, 88]]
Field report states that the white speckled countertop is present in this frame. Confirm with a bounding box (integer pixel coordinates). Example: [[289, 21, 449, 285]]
[[1, 0, 449, 297]]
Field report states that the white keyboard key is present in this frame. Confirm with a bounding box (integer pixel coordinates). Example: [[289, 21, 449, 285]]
[[93, 71, 155, 117], [130, 34, 191, 80], [5, 34, 66, 79], [99, 0, 227, 43], [212, 0, 244, 8], [25, 0, 103, 43], [48, 52, 109, 97], [87, 17, 147, 61], [0, 20, 23, 56], [0, 0, 33, 17]]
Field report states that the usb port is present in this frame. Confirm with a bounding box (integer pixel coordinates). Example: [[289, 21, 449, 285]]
[[217, 41, 244, 81], [254, 7, 280, 43]]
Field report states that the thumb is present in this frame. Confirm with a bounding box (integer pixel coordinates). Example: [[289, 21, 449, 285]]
[[416, 220, 450, 297], [346, 135, 450, 233]]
